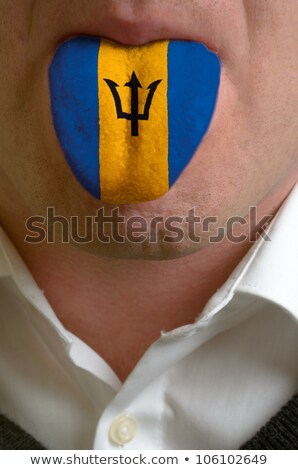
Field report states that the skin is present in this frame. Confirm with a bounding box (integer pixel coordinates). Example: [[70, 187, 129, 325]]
[[0, 1, 297, 380]]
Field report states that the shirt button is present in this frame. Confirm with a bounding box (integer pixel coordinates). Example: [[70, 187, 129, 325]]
[[109, 415, 137, 445]]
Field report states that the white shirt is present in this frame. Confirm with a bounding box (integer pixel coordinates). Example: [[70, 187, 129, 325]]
[[0, 185, 298, 450]]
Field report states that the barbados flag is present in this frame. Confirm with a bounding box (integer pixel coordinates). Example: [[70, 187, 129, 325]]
[[49, 37, 220, 204]]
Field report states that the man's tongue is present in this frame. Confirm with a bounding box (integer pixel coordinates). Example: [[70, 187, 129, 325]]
[[49, 37, 220, 204]]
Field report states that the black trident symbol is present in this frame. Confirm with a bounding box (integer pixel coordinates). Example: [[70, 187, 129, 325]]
[[104, 72, 162, 137]]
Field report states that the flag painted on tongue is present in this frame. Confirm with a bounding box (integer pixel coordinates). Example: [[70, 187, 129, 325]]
[[49, 37, 220, 204]]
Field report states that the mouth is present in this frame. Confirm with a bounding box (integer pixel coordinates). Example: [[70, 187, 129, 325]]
[[44, 1, 227, 205]]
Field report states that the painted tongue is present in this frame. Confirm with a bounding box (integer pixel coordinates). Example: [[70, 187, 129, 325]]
[[49, 38, 220, 204]]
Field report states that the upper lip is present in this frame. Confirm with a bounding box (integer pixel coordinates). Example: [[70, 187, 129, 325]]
[[52, 1, 223, 57], [91, 6, 210, 47], [35, 1, 247, 66]]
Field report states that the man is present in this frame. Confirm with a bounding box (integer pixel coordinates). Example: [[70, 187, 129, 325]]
[[0, 0, 297, 450]]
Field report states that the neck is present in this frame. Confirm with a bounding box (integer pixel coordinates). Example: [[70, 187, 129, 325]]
[[0, 177, 294, 381], [3, 221, 252, 381]]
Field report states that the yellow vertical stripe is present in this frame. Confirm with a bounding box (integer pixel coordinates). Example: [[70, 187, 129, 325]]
[[98, 39, 169, 204]]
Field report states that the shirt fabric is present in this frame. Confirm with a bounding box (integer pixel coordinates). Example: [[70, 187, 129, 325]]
[[0, 185, 298, 450]]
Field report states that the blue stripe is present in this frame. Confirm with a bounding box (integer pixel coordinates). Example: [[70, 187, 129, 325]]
[[167, 41, 220, 186], [49, 37, 100, 199]]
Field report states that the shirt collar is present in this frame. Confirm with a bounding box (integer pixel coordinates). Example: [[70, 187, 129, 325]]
[[0, 225, 72, 345], [237, 183, 298, 320], [200, 182, 298, 323]]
